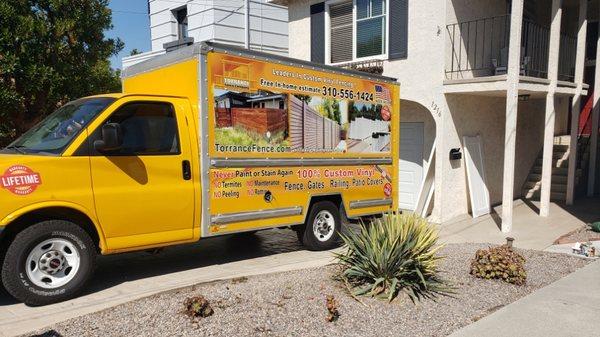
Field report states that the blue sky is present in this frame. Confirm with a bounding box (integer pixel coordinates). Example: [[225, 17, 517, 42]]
[[106, 0, 152, 70]]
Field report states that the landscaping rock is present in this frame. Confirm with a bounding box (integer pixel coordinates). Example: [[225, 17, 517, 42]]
[[27, 243, 588, 337]]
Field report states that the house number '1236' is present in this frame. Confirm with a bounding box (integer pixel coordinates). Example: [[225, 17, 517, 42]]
[[431, 101, 442, 118]]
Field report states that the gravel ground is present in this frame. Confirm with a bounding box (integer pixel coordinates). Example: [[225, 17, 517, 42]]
[[28, 243, 589, 337], [555, 225, 600, 244]]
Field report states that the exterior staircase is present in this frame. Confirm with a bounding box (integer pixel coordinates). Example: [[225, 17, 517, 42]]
[[522, 135, 586, 201]]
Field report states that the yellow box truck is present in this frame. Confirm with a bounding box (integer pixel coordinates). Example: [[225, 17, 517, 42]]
[[0, 42, 399, 305]]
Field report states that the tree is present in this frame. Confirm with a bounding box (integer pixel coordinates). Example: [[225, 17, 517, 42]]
[[130, 48, 141, 56], [294, 94, 311, 104], [348, 100, 358, 121], [319, 97, 341, 124], [0, 0, 124, 146]]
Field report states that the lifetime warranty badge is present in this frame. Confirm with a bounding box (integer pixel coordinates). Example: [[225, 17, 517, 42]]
[[1, 165, 42, 195]]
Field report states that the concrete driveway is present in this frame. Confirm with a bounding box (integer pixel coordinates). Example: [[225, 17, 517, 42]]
[[0, 229, 337, 337]]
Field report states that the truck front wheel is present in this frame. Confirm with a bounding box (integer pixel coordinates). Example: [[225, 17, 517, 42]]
[[1, 220, 96, 306], [298, 201, 342, 251]]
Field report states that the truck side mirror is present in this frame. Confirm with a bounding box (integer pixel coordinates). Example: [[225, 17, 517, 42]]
[[94, 123, 123, 152]]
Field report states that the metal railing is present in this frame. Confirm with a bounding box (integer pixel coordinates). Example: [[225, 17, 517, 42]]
[[446, 15, 511, 79], [521, 19, 550, 78], [445, 15, 576, 82], [558, 34, 577, 82]]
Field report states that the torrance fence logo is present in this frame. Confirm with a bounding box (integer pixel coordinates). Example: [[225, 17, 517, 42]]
[[1, 165, 42, 195]]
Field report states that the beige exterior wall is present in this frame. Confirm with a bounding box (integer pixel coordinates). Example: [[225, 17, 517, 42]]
[[284, 0, 575, 223], [446, 0, 507, 23], [288, 0, 313, 61], [444, 96, 569, 210]]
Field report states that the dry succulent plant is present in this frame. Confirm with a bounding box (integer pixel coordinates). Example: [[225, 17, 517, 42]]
[[325, 295, 340, 322], [470, 245, 526, 285], [184, 295, 214, 319]]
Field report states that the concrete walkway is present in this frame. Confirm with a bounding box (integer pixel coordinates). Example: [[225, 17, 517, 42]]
[[450, 259, 600, 337], [0, 198, 597, 337], [439, 198, 595, 250]]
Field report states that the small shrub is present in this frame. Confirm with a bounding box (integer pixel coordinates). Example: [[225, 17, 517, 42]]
[[590, 222, 600, 233], [325, 295, 340, 322], [470, 245, 526, 285], [335, 212, 451, 302], [184, 296, 214, 319]]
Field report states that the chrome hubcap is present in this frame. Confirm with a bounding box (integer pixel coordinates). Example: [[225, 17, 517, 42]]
[[26, 239, 81, 289], [313, 210, 335, 242]]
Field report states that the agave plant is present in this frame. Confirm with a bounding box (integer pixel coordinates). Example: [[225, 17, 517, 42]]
[[335, 212, 451, 302]]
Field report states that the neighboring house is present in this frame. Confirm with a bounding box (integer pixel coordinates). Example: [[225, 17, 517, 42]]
[[215, 92, 287, 109], [122, 0, 289, 69], [274, 0, 600, 229], [248, 94, 287, 109]]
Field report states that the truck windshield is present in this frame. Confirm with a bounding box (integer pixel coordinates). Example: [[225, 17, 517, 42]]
[[3, 97, 116, 155]]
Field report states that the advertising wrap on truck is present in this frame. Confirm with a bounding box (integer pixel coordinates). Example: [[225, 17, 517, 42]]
[[206, 50, 399, 234]]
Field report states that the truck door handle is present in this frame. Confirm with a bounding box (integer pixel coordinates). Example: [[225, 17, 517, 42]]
[[182, 160, 192, 180]]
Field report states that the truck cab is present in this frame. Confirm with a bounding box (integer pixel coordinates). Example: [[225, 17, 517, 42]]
[[0, 94, 201, 305]]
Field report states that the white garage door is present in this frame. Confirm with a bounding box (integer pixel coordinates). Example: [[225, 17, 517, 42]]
[[399, 123, 424, 211]]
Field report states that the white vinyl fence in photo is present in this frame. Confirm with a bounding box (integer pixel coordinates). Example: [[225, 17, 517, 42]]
[[348, 117, 390, 152]]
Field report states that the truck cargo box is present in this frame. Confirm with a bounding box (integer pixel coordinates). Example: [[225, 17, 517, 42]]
[[122, 42, 400, 237]]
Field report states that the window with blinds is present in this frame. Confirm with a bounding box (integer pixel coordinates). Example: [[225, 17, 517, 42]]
[[329, 2, 353, 63], [356, 0, 386, 58]]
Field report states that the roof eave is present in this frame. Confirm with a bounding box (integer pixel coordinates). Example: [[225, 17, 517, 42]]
[[267, 0, 289, 6]]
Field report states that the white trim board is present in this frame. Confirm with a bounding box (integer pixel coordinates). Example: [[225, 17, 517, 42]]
[[463, 135, 491, 218], [415, 138, 436, 217]]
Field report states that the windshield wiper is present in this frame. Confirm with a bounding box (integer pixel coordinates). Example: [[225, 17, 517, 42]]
[[4, 145, 27, 154]]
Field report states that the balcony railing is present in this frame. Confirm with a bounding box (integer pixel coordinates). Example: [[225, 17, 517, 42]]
[[445, 15, 576, 82], [558, 34, 577, 82]]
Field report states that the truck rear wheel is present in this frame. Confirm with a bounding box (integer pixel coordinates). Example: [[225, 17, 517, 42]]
[[1, 220, 96, 306], [299, 201, 342, 251]]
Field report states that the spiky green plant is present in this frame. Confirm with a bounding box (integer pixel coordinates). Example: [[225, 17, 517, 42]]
[[335, 212, 451, 302]]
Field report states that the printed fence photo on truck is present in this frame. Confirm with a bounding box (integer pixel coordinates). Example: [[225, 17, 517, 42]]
[[214, 90, 290, 150], [289, 95, 391, 154], [213, 88, 391, 154], [346, 100, 391, 153], [289, 95, 341, 152]]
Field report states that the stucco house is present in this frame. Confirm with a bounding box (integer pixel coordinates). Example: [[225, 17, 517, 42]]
[[123, 0, 289, 69], [272, 0, 600, 230]]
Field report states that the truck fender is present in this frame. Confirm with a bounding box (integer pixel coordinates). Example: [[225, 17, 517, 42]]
[[0, 201, 107, 253]]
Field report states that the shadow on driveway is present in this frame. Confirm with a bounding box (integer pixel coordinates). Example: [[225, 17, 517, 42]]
[[0, 228, 305, 307]]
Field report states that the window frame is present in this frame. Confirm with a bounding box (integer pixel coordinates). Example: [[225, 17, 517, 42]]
[[325, 0, 390, 65], [86, 101, 182, 157]]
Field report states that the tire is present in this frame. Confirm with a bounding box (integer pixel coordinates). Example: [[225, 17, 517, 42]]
[[299, 201, 342, 251], [1, 220, 96, 306]]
